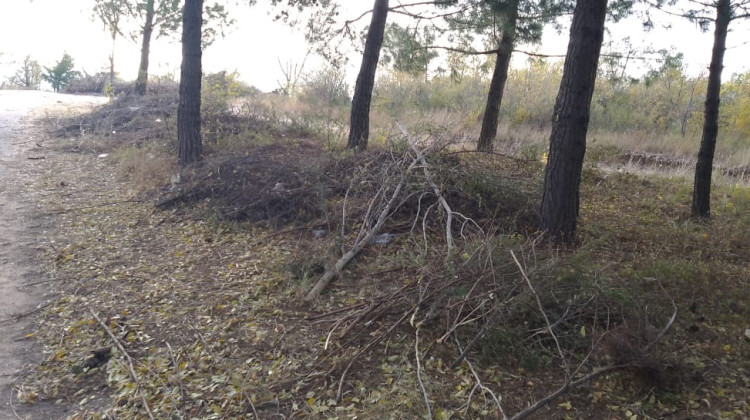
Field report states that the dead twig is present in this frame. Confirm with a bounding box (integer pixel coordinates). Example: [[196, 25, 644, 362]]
[[644, 281, 678, 354], [511, 250, 567, 374], [454, 336, 507, 419], [306, 302, 368, 321], [305, 147, 426, 301], [450, 312, 498, 369], [336, 310, 411, 402], [46, 199, 144, 215], [396, 121, 455, 250], [8, 389, 24, 420], [0, 302, 52, 324], [165, 342, 185, 414], [90, 309, 155, 420], [20, 279, 54, 287], [500, 262, 679, 420], [415, 328, 433, 418]]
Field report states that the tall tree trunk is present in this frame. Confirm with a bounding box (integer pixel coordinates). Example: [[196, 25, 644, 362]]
[[177, 0, 203, 167], [134, 0, 155, 95], [539, 0, 608, 243], [347, 0, 389, 151], [109, 34, 116, 86], [691, 0, 730, 218], [477, 4, 518, 152]]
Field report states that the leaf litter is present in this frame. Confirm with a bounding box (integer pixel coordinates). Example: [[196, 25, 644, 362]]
[[12, 95, 750, 419]]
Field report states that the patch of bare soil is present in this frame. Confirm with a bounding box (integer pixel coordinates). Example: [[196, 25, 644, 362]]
[[0, 91, 107, 419]]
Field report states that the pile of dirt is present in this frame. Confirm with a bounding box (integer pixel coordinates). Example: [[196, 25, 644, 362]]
[[154, 142, 542, 234], [156, 142, 336, 226]]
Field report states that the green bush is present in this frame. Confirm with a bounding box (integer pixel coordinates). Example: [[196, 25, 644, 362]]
[[43, 52, 80, 92]]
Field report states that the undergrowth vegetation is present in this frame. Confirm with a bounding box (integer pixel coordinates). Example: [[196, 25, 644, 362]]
[[13, 67, 750, 419]]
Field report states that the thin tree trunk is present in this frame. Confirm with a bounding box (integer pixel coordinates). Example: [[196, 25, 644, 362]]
[[477, 4, 518, 152], [347, 0, 389, 151], [109, 34, 116, 86], [539, 0, 608, 243], [177, 0, 203, 167], [692, 0, 730, 218], [134, 0, 155, 95], [681, 81, 697, 137]]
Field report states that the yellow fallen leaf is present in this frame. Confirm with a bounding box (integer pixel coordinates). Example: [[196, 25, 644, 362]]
[[558, 401, 573, 410]]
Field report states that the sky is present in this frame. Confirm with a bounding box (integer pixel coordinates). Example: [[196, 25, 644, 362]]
[[1, 0, 750, 92]]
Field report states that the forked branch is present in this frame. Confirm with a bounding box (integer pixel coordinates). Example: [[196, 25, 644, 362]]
[[305, 148, 426, 301]]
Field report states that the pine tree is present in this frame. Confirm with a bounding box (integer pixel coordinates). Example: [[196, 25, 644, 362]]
[[177, 0, 203, 166]]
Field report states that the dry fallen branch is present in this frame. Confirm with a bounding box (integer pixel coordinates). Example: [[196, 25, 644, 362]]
[[90, 309, 155, 420], [0, 302, 52, 324], [396, 121, 485, 249], [165, 342, 185, 415], [506, 324, 677, 420], [336, 310, 412, 402], [454, 336, 507, 419], [305, 147, 426, 301], [496, 256, 679, 420], [396, 121, 455, 250], [511, 250, 567, 375], [45, 199, 145, 215], [415, 328, 433, 419]]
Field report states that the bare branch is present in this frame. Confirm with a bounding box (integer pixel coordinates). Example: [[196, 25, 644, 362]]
[[506, 285, 679, 420], [336, 310, 412, 402], [414, 329, 433, 418], [454, 336, 508, 419], [511, 250, 566, 373], [90, 309, 155, 420], [305, 146, 430, 301], [396, 121, 455, 250], [345, 0, 460, 26]]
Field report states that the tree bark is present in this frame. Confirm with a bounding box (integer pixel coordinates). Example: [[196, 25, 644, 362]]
[[134, 0, 155, 95], [347, 0, 389, 151], [177, 0, 203, 167], [477, 3, 518, 153], [691, 0, 730, 218], [539, 0, 608, 243]]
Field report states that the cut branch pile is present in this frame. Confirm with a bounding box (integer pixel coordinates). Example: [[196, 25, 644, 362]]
[[295, 125, 679, 419]]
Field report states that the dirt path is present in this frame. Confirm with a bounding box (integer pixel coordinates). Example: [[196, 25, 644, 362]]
[[0, 91, 107, 419]]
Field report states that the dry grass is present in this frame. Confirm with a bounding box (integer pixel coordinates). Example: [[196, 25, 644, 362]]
[[115, 147, 176, 193]]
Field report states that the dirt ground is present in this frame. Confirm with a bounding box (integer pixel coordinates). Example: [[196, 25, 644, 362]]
[[0, 91, 107, 419]]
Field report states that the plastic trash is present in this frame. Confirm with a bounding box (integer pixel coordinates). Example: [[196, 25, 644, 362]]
[[371, 233, 396, 244]]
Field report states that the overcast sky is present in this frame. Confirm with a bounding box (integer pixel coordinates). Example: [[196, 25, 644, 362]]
[[1, 0, 749, 92]]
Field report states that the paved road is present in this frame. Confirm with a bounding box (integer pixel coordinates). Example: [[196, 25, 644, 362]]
[[0, 90, 107, 419]]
